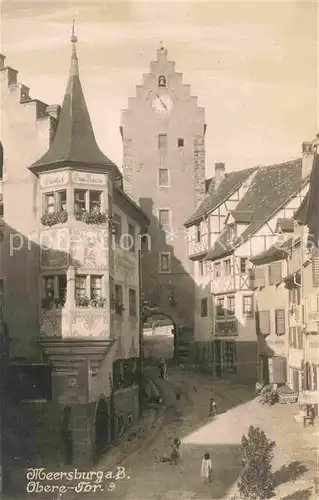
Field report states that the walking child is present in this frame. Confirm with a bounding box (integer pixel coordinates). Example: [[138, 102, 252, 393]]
[[201, 452, 212, 483]]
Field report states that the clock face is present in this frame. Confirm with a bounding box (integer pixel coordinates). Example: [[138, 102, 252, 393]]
[[152, 93, 174, 115]]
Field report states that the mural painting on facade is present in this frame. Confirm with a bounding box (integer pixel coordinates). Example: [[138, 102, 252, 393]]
[[40, 228, 70, 268]]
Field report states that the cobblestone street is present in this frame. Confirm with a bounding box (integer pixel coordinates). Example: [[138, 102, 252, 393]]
[[80, 368, 318, 500]]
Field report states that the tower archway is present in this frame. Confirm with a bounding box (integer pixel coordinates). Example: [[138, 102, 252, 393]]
[[142, 307, 179, 363]]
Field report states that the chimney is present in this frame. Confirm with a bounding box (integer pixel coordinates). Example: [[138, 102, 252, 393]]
[[215, 162, 225, 185], [302, 140, 315, 179]]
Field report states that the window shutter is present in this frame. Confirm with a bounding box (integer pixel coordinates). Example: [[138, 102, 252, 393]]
[[275, 309, 285, 336], [254, 267, 265, 288], [301, 360, 305, 390], [313, 364, 318, 390], [269, 262, 282, 285], [258, 310, 270, 336], [271, 357, 286, 384], [312, 248, 319, 287]]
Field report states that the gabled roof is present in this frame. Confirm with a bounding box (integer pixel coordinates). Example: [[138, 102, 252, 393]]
[[275, 218, 294, 233], [300, 151, 319, 231], [29, 32, 121, 180], [184, 167, 257, 227], [205, 159, 308, 261]]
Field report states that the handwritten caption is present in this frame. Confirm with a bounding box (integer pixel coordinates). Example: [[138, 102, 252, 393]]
[[25, 466, 129, 494]]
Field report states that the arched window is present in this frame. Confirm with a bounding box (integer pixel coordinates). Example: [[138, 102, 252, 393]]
[[0, 142, 3, 180], [158, 75, 166, 88]]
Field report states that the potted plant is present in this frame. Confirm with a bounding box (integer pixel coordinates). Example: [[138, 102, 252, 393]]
[[74, 210, 109, 225], [75, 296, 90, 308], [91, 297, 107, 308]]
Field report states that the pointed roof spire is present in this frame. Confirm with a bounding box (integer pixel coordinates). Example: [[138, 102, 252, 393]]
[[70, 19, 78, 76], [30, 22, 121, 179]]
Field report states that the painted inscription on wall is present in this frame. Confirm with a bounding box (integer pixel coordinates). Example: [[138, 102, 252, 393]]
[[72, 172, 106, 185], [40, 171, 68, 188]]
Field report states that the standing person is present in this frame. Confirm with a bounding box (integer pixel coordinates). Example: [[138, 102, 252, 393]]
[[170, 437, 181, 465], [159, 359, 167, 380], [201, 452, 212, 483], [209, 397, 217, 417]]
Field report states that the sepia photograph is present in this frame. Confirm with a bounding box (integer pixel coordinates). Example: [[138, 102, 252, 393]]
[[0, 1, 318, 498]]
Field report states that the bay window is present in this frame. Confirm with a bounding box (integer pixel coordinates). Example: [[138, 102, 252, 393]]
[[44, 190, 67, 214], [91, 275, 102, 299], [74, 189, 102, 213], [75, 275, 104, 304]]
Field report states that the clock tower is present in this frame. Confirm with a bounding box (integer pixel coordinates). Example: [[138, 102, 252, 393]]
[[121, 45, 206, 330]]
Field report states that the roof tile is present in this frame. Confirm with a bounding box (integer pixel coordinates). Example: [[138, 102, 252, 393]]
[[185, 167, 257, 226]]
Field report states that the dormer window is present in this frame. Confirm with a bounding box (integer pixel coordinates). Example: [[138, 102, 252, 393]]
[[44, 190, 67, 214], [226, 224, 237, 242], [158, 75, 166, 88]]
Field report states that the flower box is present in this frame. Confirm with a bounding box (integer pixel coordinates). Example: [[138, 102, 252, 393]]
[[75, 296, 107, 308], [41, 211, 68, 227], [74, 210, 109, 225]]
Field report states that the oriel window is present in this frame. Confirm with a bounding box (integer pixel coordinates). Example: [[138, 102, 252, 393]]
[[44, 193, 55, 214], [91, 276, 102, 299], [89, 191, 102, 213], [75, 275, 87, 299], [74, 190, 86, 212], [57, 191, 67, 212]]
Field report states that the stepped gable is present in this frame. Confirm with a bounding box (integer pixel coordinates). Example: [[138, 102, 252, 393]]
[[206, 158, 308, 261], [184, 167, 257, 227]]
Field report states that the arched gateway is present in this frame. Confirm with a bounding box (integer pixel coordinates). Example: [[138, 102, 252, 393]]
[[142, 305, 179, 362]]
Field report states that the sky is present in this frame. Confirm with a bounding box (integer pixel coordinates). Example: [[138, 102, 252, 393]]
[[0, 0, 318, 177]]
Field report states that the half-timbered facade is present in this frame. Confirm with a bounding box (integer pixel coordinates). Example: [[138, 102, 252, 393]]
[[187, 153, 311, 380], [184, 163, 258, 367]]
